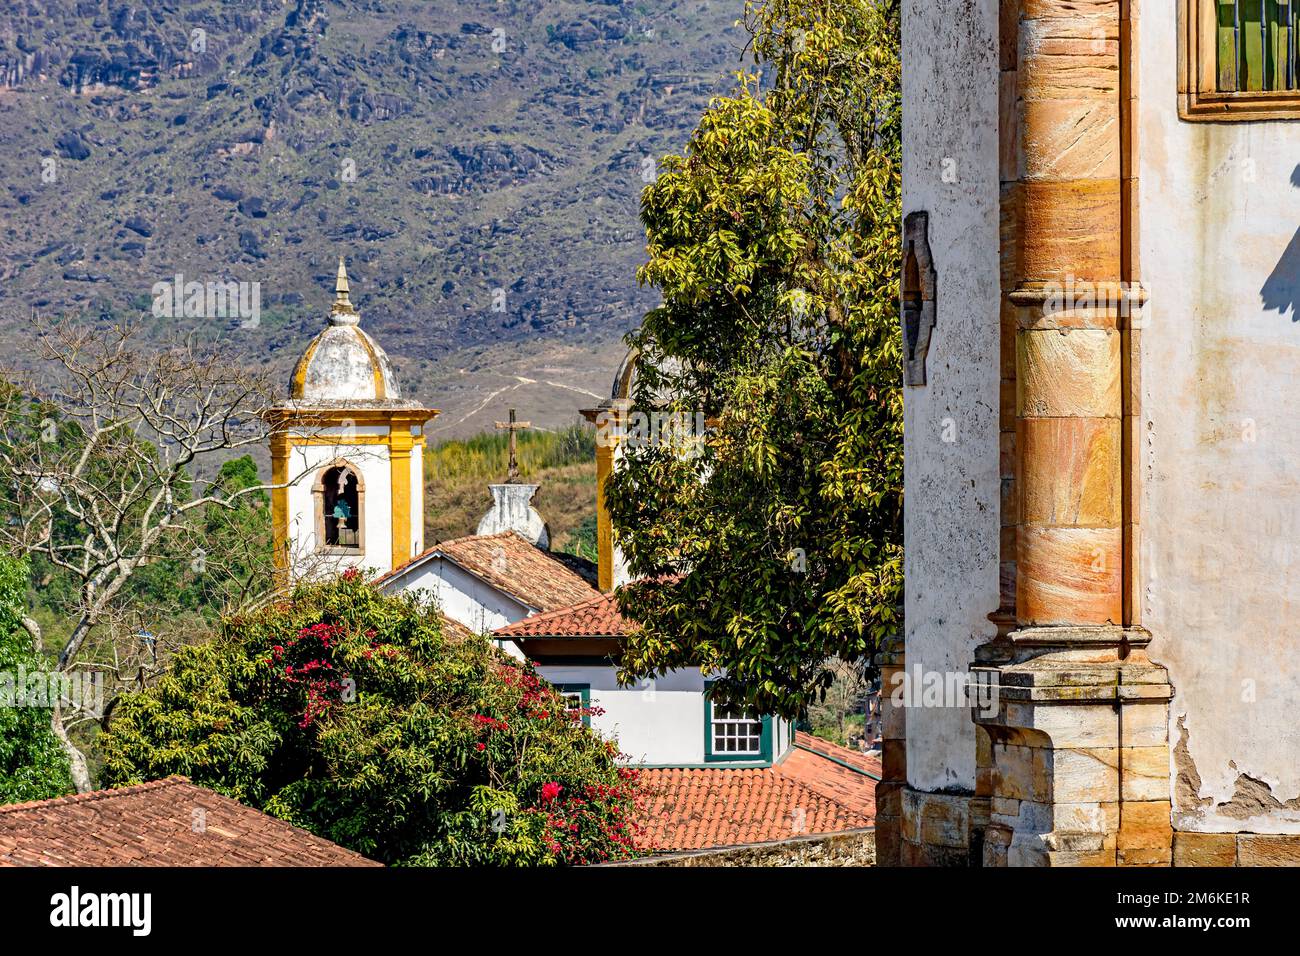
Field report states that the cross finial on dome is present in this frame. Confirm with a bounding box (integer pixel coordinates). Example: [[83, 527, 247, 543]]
[[331, 257, 356, 318]]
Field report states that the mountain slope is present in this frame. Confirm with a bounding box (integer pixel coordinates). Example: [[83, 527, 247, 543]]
[[0, 0, 745, 430]]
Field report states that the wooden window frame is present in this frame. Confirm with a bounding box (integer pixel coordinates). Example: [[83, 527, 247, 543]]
[[1180, 0, 1300, 120], [703, 683, 772, 764], [554, 683, 591, 728]]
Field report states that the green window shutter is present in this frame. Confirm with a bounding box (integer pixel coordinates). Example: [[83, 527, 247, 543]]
[[1219, 1, 1297, 92], [554, 683, 591, 728]]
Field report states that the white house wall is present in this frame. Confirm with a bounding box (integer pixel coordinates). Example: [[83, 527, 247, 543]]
[[1140, 5, 1300, 833], [384, 556, 530, 642], [900, 0, 1002, 794], [535, 664, 793, 767]]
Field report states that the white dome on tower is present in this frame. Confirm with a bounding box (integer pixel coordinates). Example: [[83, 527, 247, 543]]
[[289, 259, 403, 403]]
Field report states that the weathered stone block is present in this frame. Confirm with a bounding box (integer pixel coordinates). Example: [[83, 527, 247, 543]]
[[1119, 745, 1170, 802], [1118, 700, 1169, 748], [1118, 800, 1173, 851], [1018, 525, 1123, 626], [1018, 417, 1121, 526], [882, 739, 906, 781], [1001, 699, 1119, 749], [1172, 832, 1237, 867], [1118, 846, 1171, 867], [875, 824, 902, 868], [1238, 834, 1300, 867], [1017, 327, 1121, 418], [1052, 747, 1120, 804]]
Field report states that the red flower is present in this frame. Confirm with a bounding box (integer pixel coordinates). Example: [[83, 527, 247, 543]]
[[475, 743, 486, 752], [540, 782, 562, 802]]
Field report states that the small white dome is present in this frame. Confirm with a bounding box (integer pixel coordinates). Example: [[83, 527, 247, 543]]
[[289, 259, 402, 403]]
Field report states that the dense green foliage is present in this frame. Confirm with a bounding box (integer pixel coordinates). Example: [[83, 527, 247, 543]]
[[0, 556, 74, 803], [427, 421, 595, 483], [99, 573, 643, 865], [127, 455, 272, 620], [608, 0, 903, 717]]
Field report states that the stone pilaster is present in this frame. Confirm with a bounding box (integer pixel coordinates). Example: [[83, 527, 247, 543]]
[[973, 0, 1173, 867], [873, 635, 905, 866]]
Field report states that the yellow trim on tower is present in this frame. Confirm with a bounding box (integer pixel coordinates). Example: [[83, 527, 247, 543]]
[[270, 430, 291, 588], [595, 442, 614, 593], [290, 333, 323, 399], [389, 428, 414, 571]]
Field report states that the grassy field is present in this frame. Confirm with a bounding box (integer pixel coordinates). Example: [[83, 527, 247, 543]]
[[423, 420, 598, 558]]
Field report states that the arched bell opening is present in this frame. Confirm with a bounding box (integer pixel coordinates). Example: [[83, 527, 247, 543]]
[[312, 460, 366, 553]]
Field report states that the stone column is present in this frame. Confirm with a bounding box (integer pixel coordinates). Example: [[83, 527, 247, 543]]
[[972, 0, 1173, 867], [874, 635, 906, 866]]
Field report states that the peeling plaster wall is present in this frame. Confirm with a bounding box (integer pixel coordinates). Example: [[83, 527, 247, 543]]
[[1141, 6, 1300, 832], [901, 0, 1002, 793]]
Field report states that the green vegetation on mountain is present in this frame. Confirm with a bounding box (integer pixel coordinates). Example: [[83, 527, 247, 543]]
[[424, 421, 597, 555]]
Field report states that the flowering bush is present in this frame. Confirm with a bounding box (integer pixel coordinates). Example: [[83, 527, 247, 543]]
[[99, 573, 646, 865]]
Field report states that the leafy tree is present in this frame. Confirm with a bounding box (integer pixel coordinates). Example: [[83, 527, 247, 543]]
[[0, 324, 281, 789], [100, 572, 644, 866], [0, 556, 74, 803], [607, 0, 902, 717]]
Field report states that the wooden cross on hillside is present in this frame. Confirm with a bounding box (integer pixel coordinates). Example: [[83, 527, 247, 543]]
[[495, 408, 531, 481]]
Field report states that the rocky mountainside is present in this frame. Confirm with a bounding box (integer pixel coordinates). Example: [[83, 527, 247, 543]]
[[0, 0, 744, 432]]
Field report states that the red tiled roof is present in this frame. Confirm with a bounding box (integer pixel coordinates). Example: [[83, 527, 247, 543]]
[[440, 614, 478, 642], [0, 777, 379, 867], [634, 734, 878, 852], [494, 591, 630, 639], [635, 762, 874, 852], [793, 731, 883, 778], [776, 733, 880, 819], [376, 531, 600, 613]]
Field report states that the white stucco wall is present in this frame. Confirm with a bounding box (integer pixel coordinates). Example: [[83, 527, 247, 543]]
[[382, 555, 530, 656], [534, 664, 794, 767], [901, 0, 1002, 793], [1140, 5, 1300, 832]]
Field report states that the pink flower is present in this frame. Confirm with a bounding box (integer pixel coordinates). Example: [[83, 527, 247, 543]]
[[540, 782, 563, 802]]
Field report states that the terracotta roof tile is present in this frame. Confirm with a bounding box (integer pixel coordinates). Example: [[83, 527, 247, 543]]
[[494, 592, 629, 639], [791, 731, 883, 778], [773, 733, 881, 819], [439, 614, 477, 642], [377, 531, 600, 612], [0, 777, 379, 867], [634, 760, 874, 852]]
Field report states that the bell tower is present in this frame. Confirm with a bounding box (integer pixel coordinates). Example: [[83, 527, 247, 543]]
[[265, 259, 438, 582]]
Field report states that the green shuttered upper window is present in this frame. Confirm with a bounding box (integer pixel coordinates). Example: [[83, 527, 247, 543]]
[[1181, 1, 1300, 119]]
